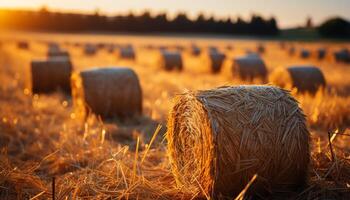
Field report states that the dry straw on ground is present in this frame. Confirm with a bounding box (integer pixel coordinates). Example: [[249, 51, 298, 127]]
[[167, 85, 310, 199], [270, 66, 326, 94], [30, 58, 72, 94], [232, 56, 268, 82], [71, 67, 142, 120], [158, 51, 183, 71]]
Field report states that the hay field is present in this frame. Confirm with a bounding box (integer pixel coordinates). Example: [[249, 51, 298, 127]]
[[0, 31, 350, 199]]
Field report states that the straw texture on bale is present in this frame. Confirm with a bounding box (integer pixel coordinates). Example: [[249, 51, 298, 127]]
[[71, 67, 142, 120], [118, 47, 135, 60], [300, 49, 310, 59], [207, 52, 226, 73], [167, 85, 310, 198], [31, 58, 72, 94], [232, 56, 268, 81], [270, 66, 326, 94], [158, 51, 183, 71]]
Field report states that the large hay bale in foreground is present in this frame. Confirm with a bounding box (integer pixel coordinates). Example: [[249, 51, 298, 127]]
[[71, 67, 142, 119], [206, 52, 226, 73], [31, 58, 72, 94], [232, 56, 268, 81], [270, 66, 326, 94], [167, 85, 310, 198], [158, 51, 183, 71]]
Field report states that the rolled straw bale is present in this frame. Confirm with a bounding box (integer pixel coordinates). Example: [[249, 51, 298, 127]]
[[317, 48, 326, 60], [206, 52, 226, 73], [84, 44, 97, 55], [334, 48, 350, 63], [158, 51, 183, 71], [300, 49, 310, 59], [31, 58, 72, 94], [189, 44, 201, 56], [208, 46, 218, 53], [71, 67, 142, 119], [118, 46, 135, 60], [269, 66, 326, 94], [17, 41, 29, 49], [47, 47, 70, 60], [232, 56, 268, 81], [288, 46, 296, 55], [167, 85, 310, 198], [257, 43, 265, 53]]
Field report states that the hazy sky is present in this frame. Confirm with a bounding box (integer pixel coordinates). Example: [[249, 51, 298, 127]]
[[0, 0, 349, 28]]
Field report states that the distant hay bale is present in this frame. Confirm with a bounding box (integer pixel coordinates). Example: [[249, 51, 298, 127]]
[[206, 52, 226, 73], [300, 49, 310, 59], [17, 41, 29, 49], [84, 44, 97, 55], [257, 43, 265, 53], [118, 46, 135, 60], [167, 85, 310, 198], [279, 42, 286, 49], [208, 46, 218, 53], [47, 48, 70, 60], [334, 48, 350, 63], [71, 67, 142, 120], [288, 46, 295, 56], [270, 66, 326, 94], [232, 56, 268, 81], [317, 48, 326, 60], [189, 45, 201, 56], [31, 58, 72, 94], [158, 51, 183, 71]]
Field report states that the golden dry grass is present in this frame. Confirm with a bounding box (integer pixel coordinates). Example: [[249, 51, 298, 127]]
[[0, 31, 350, 199]]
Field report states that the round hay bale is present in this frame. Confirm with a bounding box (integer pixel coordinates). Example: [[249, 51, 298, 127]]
[[189, 45, 201, 56], [269, 66, 326, 94], [84, 44, 97, 55], [118, 46, 135, 60], [71, 67, 142, 120], [31, 58, 72, 94], [288, 46, 296, 55], [334, 48, 350, 63], [47, 49, 70, 60], [158, 51, 183, 71], [206, 52, 226, 73], [300, 49, 310, 59], [257, 43, 265, 53], [17, 41, 29, 49], [208, 46, 218, 53], [167, 85, 310, 198], [232, 56, 268, 81], [317, 48, 326, 60]]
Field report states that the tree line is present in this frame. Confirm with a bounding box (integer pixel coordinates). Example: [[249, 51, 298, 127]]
[[0, 8, 279, 36]]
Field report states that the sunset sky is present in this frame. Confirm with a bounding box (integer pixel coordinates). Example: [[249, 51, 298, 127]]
[[0, 0, 349, 28]]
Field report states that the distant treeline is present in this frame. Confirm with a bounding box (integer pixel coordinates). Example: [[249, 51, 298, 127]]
[[318, 17, 350, 39], [0, 8, 279, 36]]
